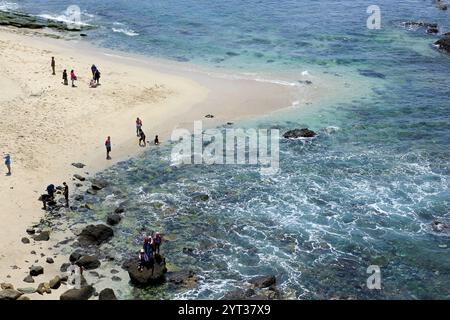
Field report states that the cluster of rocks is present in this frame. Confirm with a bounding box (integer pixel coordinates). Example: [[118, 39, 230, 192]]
[[0, 10, 93, 33], [431, 220, 450, 235], [222, 275, 282, 300]]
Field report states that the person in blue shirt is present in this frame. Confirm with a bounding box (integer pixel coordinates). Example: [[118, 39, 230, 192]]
[[4, 154, 11, 176]]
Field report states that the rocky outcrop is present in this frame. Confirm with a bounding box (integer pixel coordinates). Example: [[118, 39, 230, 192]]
[[99, 288, 117, 300], [431, 220, 450, 234], [60, 285, 95, 300], [283, 128, 317, 139], [78, 224, 114, 246], [435, 36, 450, 53], [223, 275, 281, 300], [124, 254, 167, 287]]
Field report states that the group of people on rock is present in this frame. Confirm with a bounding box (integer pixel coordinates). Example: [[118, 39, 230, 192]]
[[138, 232, 163, 271], [40, 182, 69, 210]]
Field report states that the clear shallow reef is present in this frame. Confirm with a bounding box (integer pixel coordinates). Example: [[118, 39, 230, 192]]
[[6, 0, 450, 299]]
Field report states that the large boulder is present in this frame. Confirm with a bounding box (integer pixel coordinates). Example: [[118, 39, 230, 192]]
[[0, 289, 23, 300], [76, 256, 101, 270], [60, 285, 95, 300], [283, 128, 317, 139], [99, 288, 117, 300], [78, 224, 114, 246], [125, 255, 167, 287], [248, 275, 276, 288], [49, 276, 62, 289]]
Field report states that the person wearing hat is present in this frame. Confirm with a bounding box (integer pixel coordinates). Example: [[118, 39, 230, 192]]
[[138, 249, 148, 272]]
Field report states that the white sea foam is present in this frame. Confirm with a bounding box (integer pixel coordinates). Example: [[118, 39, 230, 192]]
[[0, 1, 19, 11], [37, 13, 92, 27], [112, 27, 139, 37]]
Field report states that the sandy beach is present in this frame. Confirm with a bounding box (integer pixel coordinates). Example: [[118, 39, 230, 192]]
[[0, 26, 334, 299]]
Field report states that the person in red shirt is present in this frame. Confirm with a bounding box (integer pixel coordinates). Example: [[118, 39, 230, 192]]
[[70, 69, 77, 87], [105, 136, 111, 160]]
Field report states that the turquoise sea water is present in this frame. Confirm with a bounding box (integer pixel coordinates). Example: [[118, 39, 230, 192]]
[[4, 0, 450, 299]]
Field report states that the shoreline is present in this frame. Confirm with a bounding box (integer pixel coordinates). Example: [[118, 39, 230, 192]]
[[0, 26, 348, 299]]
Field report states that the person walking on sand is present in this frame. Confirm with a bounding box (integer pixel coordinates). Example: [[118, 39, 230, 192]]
[[154, 135, 159, 145], [91, 64, 97, 79], [4, 153, 11, 176], [62, 69, 68, 85], [136, 117, 142, 137], [70, 70, 77, 87], [51, 57, 56, 75], [139, 128, 146, 147], [105, 136, 112, 160], [94, 69, 101, 85], [63, 182, 69, 207]]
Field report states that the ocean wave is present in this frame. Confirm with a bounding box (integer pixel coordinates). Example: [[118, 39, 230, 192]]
[[37, 13, 93, 27], [0, 1, 19, 11], [112, 27, 139, 37]]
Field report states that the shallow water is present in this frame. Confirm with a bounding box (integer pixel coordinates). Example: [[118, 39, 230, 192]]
[[6, 0, 450, 299]]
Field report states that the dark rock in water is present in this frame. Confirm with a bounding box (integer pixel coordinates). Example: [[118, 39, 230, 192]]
[[46, 257, 54, 264], [33, 231, 50, 241], [107, 213, 122, 226], [125, 255, 167, 287], [23, 275, 34, 283], [435, 37, 450, 53], [49, 276, 61, 289], [72, 162, 86, 168], [298, 80, 313, 85], [74, 195, 84, 202], [357, 69, 386, 79], [99, 288, 117, 300], [91, 178, 109, 190], [111, 276, 121, 282], [248, 275, 276, 288], [29, 265, 44, 277], [166, 270, 198, 289], [283, 128, 317, 139], [73, 174, 86, 181], [76, 256, 101, 270], [78, 224, 114, 246], [60, 263, 71, 272], [403, 21, 438, 29], [431, 220, 450, 234], [427, 25, 439, 34], [0, 289, 23, 300], [114, 207, 125, 214], [80, 33, 88, 37], [60, 285, 95, 300], [205, 114, 214, 118], [21, 237, 30, 244], [192, 193, 209, 202], [86, 188, 98, 195], [223, 288, 256, 300], [70, 251, 83, 263], [226, 51, 240, 57]]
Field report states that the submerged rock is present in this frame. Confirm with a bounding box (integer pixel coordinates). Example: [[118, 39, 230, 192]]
[[431, 220, 450, 234], [248, 275, 276, 288], [107, 213, 122, 226], [283, 128, 317, 139], [192, 193, 209, 202], [435, 36, 450, 53], [166, 270, 198, 289], [78, 224, 114, 246], [91, 178, 109, 190]]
